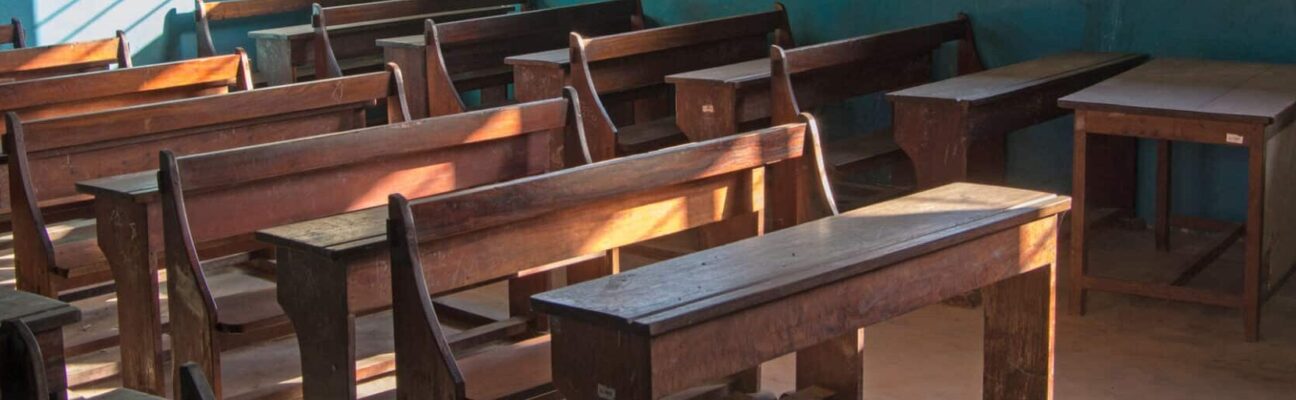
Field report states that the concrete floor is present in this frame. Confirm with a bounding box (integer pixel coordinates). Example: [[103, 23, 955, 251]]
[[4, 220, 1296, 399]]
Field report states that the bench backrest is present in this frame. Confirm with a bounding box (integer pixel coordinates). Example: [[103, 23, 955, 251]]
[[0, 31, 130, 82], [570, 5, 794, 161], [3, 66, 408, 276], [160, 93, 583, 381], [770, 15, 982, 125], [195, 0, 376, 56], [423, 0, 644, 116], [312, 3, 516, 81], [1, 18, 26, 49], [0, 51, 251, 134], [387, 113, 833, 398], [0, 319, 216, 400], [0, 51, 252, 219]]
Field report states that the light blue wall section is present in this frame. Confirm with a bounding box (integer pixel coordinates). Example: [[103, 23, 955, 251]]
[[5, 0, 1296, 222]]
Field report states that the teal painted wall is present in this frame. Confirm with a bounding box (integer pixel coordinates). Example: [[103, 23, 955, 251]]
[[5, 0, 1295, 221]]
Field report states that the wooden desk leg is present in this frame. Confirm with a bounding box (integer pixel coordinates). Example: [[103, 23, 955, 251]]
[[796, 329, 864, 400], [514, 66, 565, 103], [276, 247, 357, 400], [893, 101, 970, 189], [95, 197, 165, 395], [1069, 122, 1090, 316], [37, 329, 70, 400], [1156, 140, 1172, 251], [256, 39, 296, 86], [983, 264, 1055, 400], [1244, 139, 1265, 342], [675, 84, 738, 142]]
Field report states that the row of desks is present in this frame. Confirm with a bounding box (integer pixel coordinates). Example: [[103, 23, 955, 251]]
[[61, 6, 1296, 398]]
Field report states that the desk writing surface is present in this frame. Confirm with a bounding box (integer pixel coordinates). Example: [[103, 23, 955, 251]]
[[1059, 58, 1296, 125], [888, 52, 1144, 105], [664, 58, 770, 87], [531, 183, 1070, 335], [76, 170, 159, 202], [376, 34, 424, 48], [0, 288, 80, 332], [504, 48, 570, 67], [256, 206, 388, 260]]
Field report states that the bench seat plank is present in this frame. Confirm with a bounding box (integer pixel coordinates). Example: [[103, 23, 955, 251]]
[[532, 182, 1069, 335]]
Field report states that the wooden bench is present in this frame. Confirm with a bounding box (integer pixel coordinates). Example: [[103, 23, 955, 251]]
[[1, 17, 26, 48], [0, 51, 253, 227], [377, 0, 643, 118], [308, 1, 518, 86], [570, 5, 795, 162], [385, 114, 834, 400], [194, 0, 375, 57], [0, 30, 130, 82], [10, 66, 407, 395], [766, 15, 983, 208], [0, 318, 215, 400], [146, 92, 584, 399], [0, 288, 80, 400], [887, 52, 1146, 189], [532, 182, 1069, 400]]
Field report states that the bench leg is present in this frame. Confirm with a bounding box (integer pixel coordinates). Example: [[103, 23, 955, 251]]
[[1155, 140, 1172, 251], [795, 329, 864, 400], [1244, 140, 1265, 342], [277, 248, 357, 400], [96, 197, 166, 395], [983, 265, 1055, 400], [36, 329, 69, 400]]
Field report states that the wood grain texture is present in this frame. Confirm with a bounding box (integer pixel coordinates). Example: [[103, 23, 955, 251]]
[[891, 52, 1145, 105], [541, 185, 1065, 399], [532, 183, 1069, 334], [1060, 58, 1296, 124]]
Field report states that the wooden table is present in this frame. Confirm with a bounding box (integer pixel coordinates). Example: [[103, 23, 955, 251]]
[[532, 183, 1068, 400], [1059, 58, 1296, 342], [506, 48, 571, 102], [664, 58, 773, 142], [887, 52, 1145, 189], [2, 288, 82, 400], [74, 171, 168, 394]]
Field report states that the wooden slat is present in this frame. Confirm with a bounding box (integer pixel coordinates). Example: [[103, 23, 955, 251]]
[[20, 71, 388, 153], [890, 52, 1146, 105], [406, 123, 805, 239], [436, 0, 635, 43], [179, 98, 565, 191], [1059, 58, 1296, 124], [780, 18, 965, 74], [0, 54, 242, 111], [582, 10, 784, 62], [532, 183, 1070, 334], [0, 37, 119, 73]]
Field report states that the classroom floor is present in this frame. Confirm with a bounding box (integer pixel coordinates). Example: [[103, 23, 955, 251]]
[[3, 218, 1295, 399]]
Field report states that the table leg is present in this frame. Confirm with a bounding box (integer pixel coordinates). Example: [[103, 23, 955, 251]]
[[1069, 121, 1090, 316], [256, 39, 296, 86], [893, 101, 971, 189], [983, 264, 1055, 400], [1156, 140, 1172, 251], [276, 247, 357, 400], [1244, 140, 1265, 342], [95, 197, 165, 395], [796, 329, 864, 400]]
